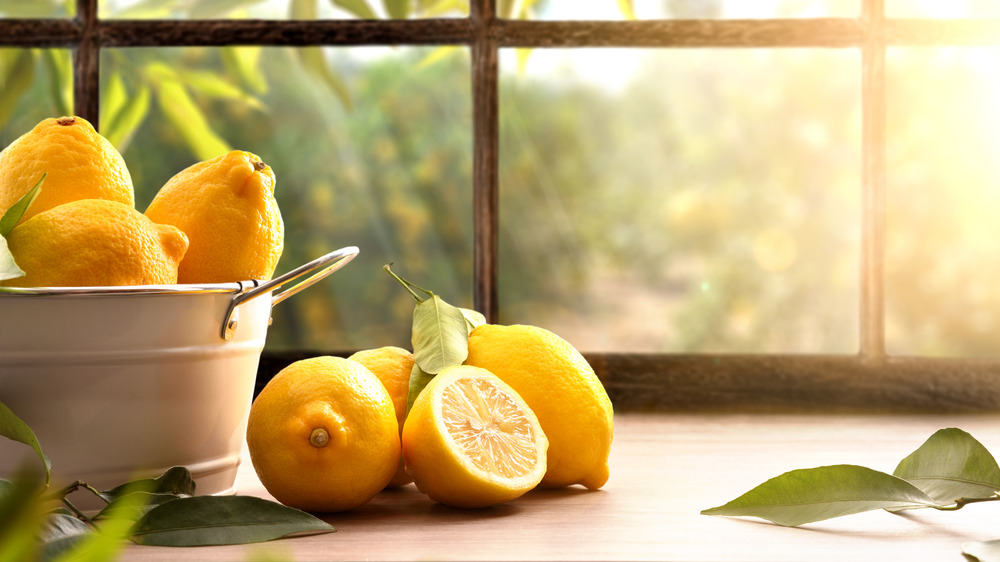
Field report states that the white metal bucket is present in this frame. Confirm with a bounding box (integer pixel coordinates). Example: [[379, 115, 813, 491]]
[[0, 246, 358, 497]]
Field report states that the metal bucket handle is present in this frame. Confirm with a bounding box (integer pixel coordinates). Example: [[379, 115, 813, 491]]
[[221, 246, 359, 340]]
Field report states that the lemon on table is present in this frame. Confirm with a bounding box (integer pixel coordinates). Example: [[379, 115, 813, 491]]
[[1, 199, 188, 288], [0, 116, 134, 224], [402, 365, 548, 508], [465, 324, 614, 490], [144, 150, 283, 284], [246, 356, 400, 512], [348, 346, 415, 488]]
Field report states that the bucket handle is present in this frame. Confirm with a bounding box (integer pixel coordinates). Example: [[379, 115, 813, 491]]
[[221, 246, 359, 340]]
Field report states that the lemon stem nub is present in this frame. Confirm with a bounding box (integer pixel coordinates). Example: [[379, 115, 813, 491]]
[[253, 160, 267, 171], [56, 117, 76, 126], [309, 428, 330, 448]]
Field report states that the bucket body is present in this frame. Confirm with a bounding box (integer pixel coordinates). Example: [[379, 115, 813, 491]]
[[0, 285, 271, 496]]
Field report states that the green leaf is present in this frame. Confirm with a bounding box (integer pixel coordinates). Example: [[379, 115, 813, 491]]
[[296, 48, 353, 111], [893, 427, 1000, 504], [330, 0, 378, 19], [102, 84, 151, 152], [411, 294, 470, 374], [189, 0, 267, 18], [0, 173, 44, 237], [130, 496, 335, 546], [39, 513, 93, 561], [0, 50, 35, 127], [95, 492, 181, 522], [0, 400, 50, 486], [100, 466, 196, 503], [53, 486, 151, 562], [416, 46, 461, 70], [221, 47, 268, 95], [383, 0, 409, 19], [152, 76, 231, 161], [406, 362, 435, 413], [182, 70, 265, 110], [101, 71, 129, 132], [701, 464, 941, 526], [964, 539, 1000, 562], [41, 49, 72, 116], [459, 307, 485, 333], [0, 236, 25, 282]]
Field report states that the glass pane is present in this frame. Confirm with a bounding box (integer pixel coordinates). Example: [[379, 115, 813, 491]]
[[532, 0, 858, 20], [100, 46, 472, 350], [886, 47, 1000, 357], [0, 0, 73, 17], [99, 0, 467, 19], [887, 1, 1000, 18], [0, 49, 73, 147], [499, 48, 861, 354]]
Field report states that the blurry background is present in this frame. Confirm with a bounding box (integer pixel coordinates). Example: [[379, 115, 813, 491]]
[[1, 0, 999, 357]]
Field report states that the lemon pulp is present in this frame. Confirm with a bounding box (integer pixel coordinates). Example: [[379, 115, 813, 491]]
[[441, 377, 539, 479]]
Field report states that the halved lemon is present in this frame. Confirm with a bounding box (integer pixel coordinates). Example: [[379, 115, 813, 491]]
[[401, 365, 548, 508]]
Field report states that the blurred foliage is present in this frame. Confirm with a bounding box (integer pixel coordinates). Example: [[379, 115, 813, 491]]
[[1, 1, 999, 355]]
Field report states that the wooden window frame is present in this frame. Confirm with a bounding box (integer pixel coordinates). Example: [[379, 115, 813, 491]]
[[4, 0, 1000, 412]]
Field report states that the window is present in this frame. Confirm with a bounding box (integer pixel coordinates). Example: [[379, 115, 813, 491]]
[[3, 0, 1000, 411]]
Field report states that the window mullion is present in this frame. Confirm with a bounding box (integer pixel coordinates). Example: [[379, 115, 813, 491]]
[[861, 0, 886, 359], [72, 0, 99, 125]]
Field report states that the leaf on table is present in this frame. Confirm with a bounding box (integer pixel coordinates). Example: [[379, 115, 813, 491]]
[[893, 427, 1000, 505], [964, 539, 1000, 562], [701, 464, 941, 527], [39, 513, 93, 561], [412, 294, 469, 374], [130, 496, 335, 547], [100, 466, 196, 502], [0, 399, 50, 485]]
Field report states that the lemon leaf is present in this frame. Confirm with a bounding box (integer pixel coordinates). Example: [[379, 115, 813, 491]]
[[0, 400, 51, 486], [130, 496, 335, 546], [964, 539, 1000, 562], [702, 464, 941, 526], [892, 427, 1000, 504], [0, 236, 25, 282], [406, 362, 435, 414], [0, 173, 44, 237], [412, 294, 469, 374], [460, 307, 485, 332]]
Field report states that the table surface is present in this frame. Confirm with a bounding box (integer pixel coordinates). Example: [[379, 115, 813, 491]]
[[120, 412, 1000, 561]]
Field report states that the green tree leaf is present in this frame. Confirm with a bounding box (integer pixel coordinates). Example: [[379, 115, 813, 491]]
[[964, 539, 1000, 562], [189, 0, 268, 18], [41, 49, 72, 116], [893, 427, 1000, 505], [152, 76, 231, 161], [411, 294, 469, 374], [221, 47, 268, 95], [0, 50, 35, 127], [53, 486, 152, 562], [295, 48, 353, 111], [701, 464, 941, 526], [330, 0, 378, 19], [383, 0, 409, 19], [406, 362, 435, 413], [0, 400, 50, 485], [130, 496, 335, 546], [101, 84, 151, 152]]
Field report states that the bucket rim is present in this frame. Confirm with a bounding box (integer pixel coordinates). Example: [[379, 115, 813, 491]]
[[0, 281, 256, 298]]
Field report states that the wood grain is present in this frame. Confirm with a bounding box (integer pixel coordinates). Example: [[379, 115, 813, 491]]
[[118, 413, 1000, 561]]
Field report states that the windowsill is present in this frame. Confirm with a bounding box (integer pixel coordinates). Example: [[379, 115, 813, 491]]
[[119, 412, 1000, 561]]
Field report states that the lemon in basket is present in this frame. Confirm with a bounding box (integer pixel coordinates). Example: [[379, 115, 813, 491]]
[[246, 356, 400, 512], [145, 150, 283, 284], [0, 116, 134, 225], [1, 199, 188, 287], [402, 365, 548, 508]]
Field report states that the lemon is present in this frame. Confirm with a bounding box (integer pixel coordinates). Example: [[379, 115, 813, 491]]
[[348, 346, 415, 488], [402, 365, 548, 508], [465, 324, 614, 489], [246, 356, 400, 512], [1, 199, 188, 288], [0, 116, 134, 225], [144, 150, 283, 284]]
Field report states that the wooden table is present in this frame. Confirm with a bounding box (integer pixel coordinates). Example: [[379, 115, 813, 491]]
[[121, 412, 1000, 561]]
